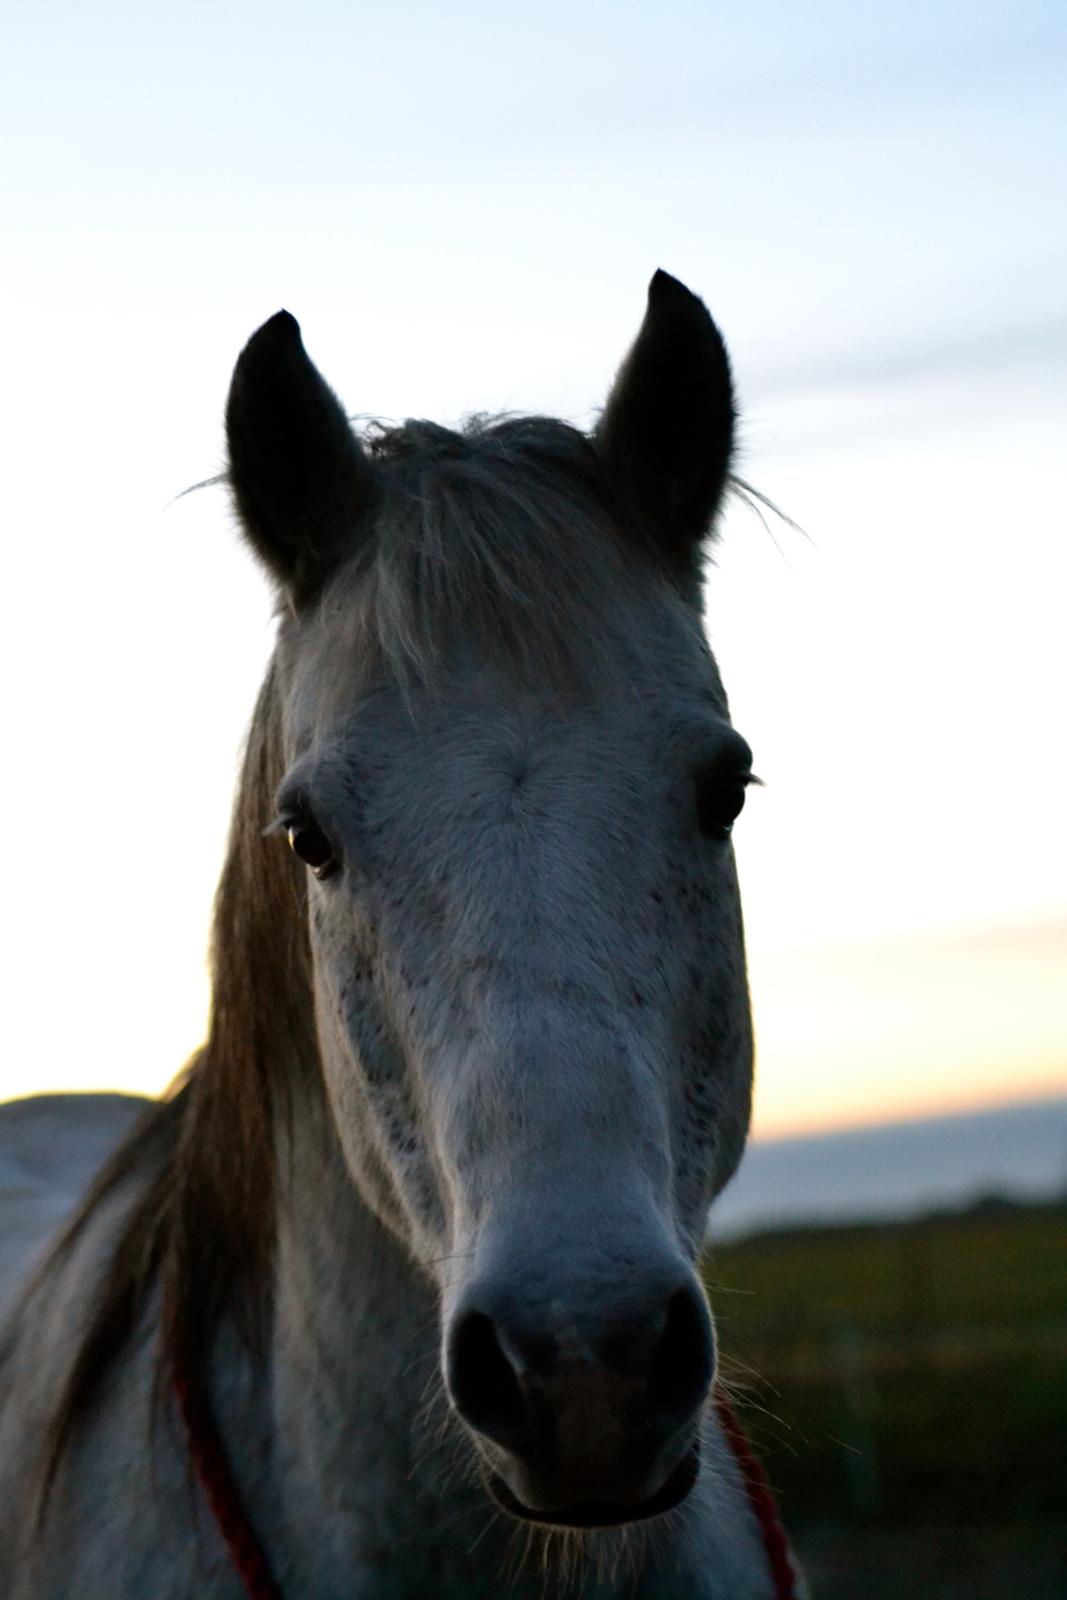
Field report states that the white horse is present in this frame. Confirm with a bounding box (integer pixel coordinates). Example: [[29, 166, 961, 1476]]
[[0, 272, 805, 1598]]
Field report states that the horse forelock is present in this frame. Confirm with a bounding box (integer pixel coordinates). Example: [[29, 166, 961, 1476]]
[[307, 412, 709, 698]]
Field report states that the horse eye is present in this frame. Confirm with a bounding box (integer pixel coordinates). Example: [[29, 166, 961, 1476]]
[[696, 766, 753, 841], [286, 819, 340, 880]]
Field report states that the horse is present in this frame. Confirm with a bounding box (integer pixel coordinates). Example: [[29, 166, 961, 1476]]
[[0, 271, 804, 1599]]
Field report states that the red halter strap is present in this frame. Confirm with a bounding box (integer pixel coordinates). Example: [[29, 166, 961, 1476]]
[[174, 1361, 797, 1600], [714, 1391, 801, 1600], [172, 1348, 283, 1600]]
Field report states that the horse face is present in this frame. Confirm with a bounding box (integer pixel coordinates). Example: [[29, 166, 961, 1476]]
[[274, 593, 754, 1523]]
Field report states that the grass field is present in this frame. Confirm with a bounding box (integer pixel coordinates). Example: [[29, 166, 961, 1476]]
[[703, 1199, 1067, 1599]]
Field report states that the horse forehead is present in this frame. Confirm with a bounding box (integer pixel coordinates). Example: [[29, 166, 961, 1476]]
[[319, 690, 681, 809], [342, 703, 704, 942]]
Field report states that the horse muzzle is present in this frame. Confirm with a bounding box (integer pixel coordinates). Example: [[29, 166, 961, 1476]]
[[444, 1258, 714, 1529]]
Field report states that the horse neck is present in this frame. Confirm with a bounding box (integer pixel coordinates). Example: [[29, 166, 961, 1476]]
[[228, 1075, 528, 1596], [253, 1082, 436, 1563]]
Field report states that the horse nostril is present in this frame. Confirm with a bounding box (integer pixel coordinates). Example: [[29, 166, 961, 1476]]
[[646, 1285, 715, 1431], [447, 1309, 527, 1447]]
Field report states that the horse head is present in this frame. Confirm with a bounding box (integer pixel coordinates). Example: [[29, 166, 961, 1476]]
[[225, 271, 754, 1529]]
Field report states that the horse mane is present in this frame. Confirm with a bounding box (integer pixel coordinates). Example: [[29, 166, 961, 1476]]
[[34, 657, 312, 1508], [31, 411, 716, 1510]]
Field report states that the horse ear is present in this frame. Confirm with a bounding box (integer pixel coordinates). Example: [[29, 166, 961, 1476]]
[[226, 310, 375, 604], [596, 270, 735, 571]]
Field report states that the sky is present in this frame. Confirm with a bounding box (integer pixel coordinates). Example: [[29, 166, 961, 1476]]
[[2, 1, 1065, 1139]]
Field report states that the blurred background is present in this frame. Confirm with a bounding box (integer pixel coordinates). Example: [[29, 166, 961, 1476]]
[[2, 3, 1065, 1593]]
